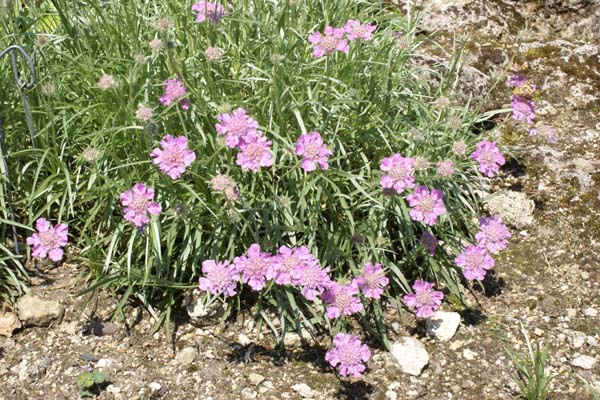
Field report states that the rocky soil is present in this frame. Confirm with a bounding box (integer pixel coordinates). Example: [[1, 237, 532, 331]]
[[1, 1, 599, 399]]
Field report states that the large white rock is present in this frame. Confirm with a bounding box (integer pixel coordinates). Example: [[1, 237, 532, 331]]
[[571, 355, 597, 370], [426, 312, 461, 341], [0, 311, 21, 337], [484, 191, 535, 229], [391, 337, 430, 376], [17, 295, 64, 327]]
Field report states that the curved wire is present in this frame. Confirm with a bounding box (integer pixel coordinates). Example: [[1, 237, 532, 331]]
[[0, 45, 36, 89]]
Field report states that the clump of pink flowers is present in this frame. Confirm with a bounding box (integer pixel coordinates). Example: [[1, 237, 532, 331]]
[[120, 183, 162, 228], [406, 186, 446, 226], [192, 1, 226, 23], [476, 215, 511, 254], [308, 26, 349, 58], [215, 108, 260, 149], [159, 78, 189, 110], [26, 218, 68, 262], [343, 20, 376, 41], [295, 131, 333, 172], [322, 282, 363, 319], [509, 75, 536, 125], [325, 333, 371, 378], [236, 132, 274, 172], [292, 261, 332, 301], [471, 141, 505, 178], [268, 246, 316, 286], [353, 262, 389, 299], [198, 259, 239, 297], [403, 280, 444, 318], [150, 135, 196, 180], [380, 154, 416, 194], [455, 244, 494, 281], [233, 244, 272, 291]]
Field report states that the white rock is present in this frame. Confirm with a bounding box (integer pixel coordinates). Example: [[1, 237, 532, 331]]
[[462, 349, 477, 360], [241, 388, 257, 399], [248, 373, 265, 386], [184, 289, 224, 320], [17, 295, 65, 327], [292, 383, 314, 398], [176, 346, 197, 365], [386, 390, 398, 400], [571, 331, 586, 349], [572, 355, 596, 370], [106, 385, 121, 394], [426, 312, 460, 341], [484, 191, 535, 229], [96, 358, 116, 369], [0, 311, 21, 337], [149, 382, 162, 391], [238, 333, 252, 346], [584, 308, 598, 318], [391, 337, 430, 376]]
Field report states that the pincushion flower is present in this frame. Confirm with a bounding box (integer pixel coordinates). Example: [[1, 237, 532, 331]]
[[455, 244, 494, 281], [198, 259, 239, 297], [403, 280, 444, 318], [511, 95, 535, 124], [192, 1, 226, 23], [406, 186, 446, 226], [353, 262, 389, 299], [292, 263, 331, 301], [436, 160, 454, 177], [322, 282, 363, 319], [471, 141, 505, 178], [380, 154, 416, 194], [476, 215, 511, 254], [420, 231, 438, 256], [120, 183, 162, 228], [325, 333, 371, 378], [268, 246, 316, 285], [233, 244, 272, 291], [236, 132, 273, 172], [150, 135, 196, 180], [215, 108, 260, 149], [308, 26, 349, 58], [135, 104, 153, 122], [26, 218, 68, 262], [295, 131, 333, 172], [159, 78, 189, 110], [343, 19, 376, 41]]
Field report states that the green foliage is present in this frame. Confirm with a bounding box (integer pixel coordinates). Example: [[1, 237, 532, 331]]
[[76, 369, 107, 398], [577, 374, 600, 400]]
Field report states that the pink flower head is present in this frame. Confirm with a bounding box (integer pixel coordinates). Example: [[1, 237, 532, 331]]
[[475, 215, 511, 254], [268, 246, 316, 285], [343, 19, 376, 41], [455, 244, 495, 281], [295, 131, 333, 172], [159, 78, 189, 110], [403, 280, 444, 318], [420, 231, 438, 256], [236, 132, 274, 172], [322, 282, 363, 319], [436, 160, 454, 177], [406, 186, 446, 226], [233, 244, 272, 291], [470, 141, 505, 178], [192, 1, 226, 23], [120, 183, 162, 228], [380, 154, 416, 194], [511, 95, 535, 124], [198, 259, 239, 297], [26, 218, 68, 262], [215, 108, 260, 149], [291, 262, 331, 301], [325, 333, 371, 378], [353, 262, 389, 299], [308, 26, 349, 58], [508, 75, 528, 87], [150, 135, 196, 180]]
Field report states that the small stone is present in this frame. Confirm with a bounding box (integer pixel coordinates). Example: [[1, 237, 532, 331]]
[[176, 346, 197, 365], [584, 308, 598, 318], [84, 320, 118, 336], [391, 337, 430, 376], [149, 382, 162, 391], [484, 190, 534, 229], [248, 373, 265, 386], [461, 380, 474, 389], [587, 336, 598, 347], [462, 349, 477, 360], [571, 332, 586, 349], [386, 390, 398, 400], [241, 387, 257, 399], [572, 355, 596, 370], [238, 333, 252, 346], [80, 353, 99, 362], [59, 321, 79, 335], [292, 383, 314, 398], [106, 384, 121, 394], [0, 311, 21, 337], [96, 358, 120, 372], [567, 308, 577, 318], [16, 295, 65, 327], [184, 289, 225, 320], [534, 328, 544, 337], [426, 312, 460, 341]]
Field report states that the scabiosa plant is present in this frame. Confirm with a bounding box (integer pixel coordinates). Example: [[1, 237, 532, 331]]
[[198, 259, 239, 297], [236, 132, 274, 172], [436, 160, 454, 177], [455, 244, 495, 281], [322, 282, 363, 319], [308, 26, 349, 58], [159, 78, 189, 110], [406, 186, 446, 226], [343, 19, 376, 41], [215, 108, 260, 149], [379, 154, 416, 194], [292, 262, 331, 301], [120, 183, 162, 228], [96, 74, 116, 90], [135, 104, 153, 122], [403, 280, 444, 318], [192, 1, 226, 23], [205, 46, 224, 61], [150, 135, 196, 180], [233, 244, 272, 291], [476, 215, 511, 254], [452, 140, 467, 156], [268, 246, 315, 285], [325, 333, 371, 378], [26, 218, 68, 262], [353, 262, 389, 300], [295, 131, 333, 172], [471, 141, 505, 178], [511, 95, 536, 124], [420, 231, 438, 256], [149, 38, 164, 51]]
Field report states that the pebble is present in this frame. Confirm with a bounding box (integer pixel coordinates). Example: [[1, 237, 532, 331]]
[[584, 308, 598, 318], [571, 355, 596, 370], [462, 349, 477, 360], [292, 383, 314, 398], [106, 384, 121, 394], [426, 312, 461, 341], [149, 382, 162, 391], [248, 373, 265, 386], [238, 333, 252, 346], [391, 337, 430, 376], [176, 346, 197, 365], [571, 332, 586, 349], [241, 387, 257, 399], [0, 311, 21, 337], [17, 295, 65, 327]]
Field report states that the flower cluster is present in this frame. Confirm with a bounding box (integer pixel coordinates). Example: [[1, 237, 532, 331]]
[[192, 1, 226, 23], [120, 183, 162, 229], [509, 75, 536, 125], [352, 262, 389, 300], [159, 78, 190, 110], [470, 141, 505, 178], [403, 280, 444, 318], [325, 333, 371, 378], [295, 131, 333, 172], [150, 135, 196, 180], [26, 218, 68, 262], [209, 174, 240, 202], [308, 20, 376, 58]]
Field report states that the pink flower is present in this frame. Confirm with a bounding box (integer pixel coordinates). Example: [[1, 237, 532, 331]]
[[291, 262, 331, 301], [475, 215, 511, 254], [26, 218, 68, 262], [322, 282, 363, 319], [150, 135, 196, 180], [308, 26, 349, 58], [295, 131, 333, 172], [192, 1, 226, 23], [198, 259, 239, 297], [380, 154, 416, 194], [233, 244, 272, 291], [353, 262, 389, 299], [120, 183, 162, 228], [471, 141, 505, 178], [420, 231, 438, 256], [511, 95, 535, 124], [215, 108, 260, 149], [343, 19, 376, 41], [325, 333, 371, 378], [436, 160, 454, 177], [159, 78, 189, 110], [455, 244, 494, 281], [268, 246, 316, 285], [236, 132, 273, 172], [403, 280, 444, 318], [406, 186, 446, 226]]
